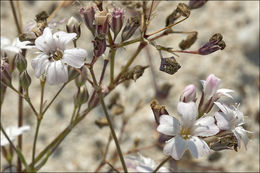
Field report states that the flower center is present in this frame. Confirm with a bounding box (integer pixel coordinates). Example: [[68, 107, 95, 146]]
[[180, 127, 191, 140], [51, 50, 63, 61]]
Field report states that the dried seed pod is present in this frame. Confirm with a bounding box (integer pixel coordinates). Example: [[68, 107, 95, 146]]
[[209, 33, 223, 43], [80, 5, 95, 35], [95, 117, 109, 128], [121, 16, 140, 42], [159, 57, 181, 75], [150, 99, 169, 125], [108, 92, 120, 109], [121, 65, 149, 82], [176, 3, 191, 18], [179, 32, 198, 50], [112, 104, 124, 115], [217, 40, 226, 50], [189, 0, 208, 10], [165, 10, 180, 26]]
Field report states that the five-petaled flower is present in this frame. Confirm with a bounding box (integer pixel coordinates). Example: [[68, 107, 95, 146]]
[[31, 27, 87, 85], [157, 102, 219, 160], [214, 102, 250, 149], [1, 125, 30, 146]]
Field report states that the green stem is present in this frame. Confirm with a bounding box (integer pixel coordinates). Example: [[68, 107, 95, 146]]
[[89, 67, 128, 173], [153, 156, 171, 173], [31, 119, 41, 170], [10, 0, 22, 34], [109, 49, 116, 84], [116, 38, 142, 48]]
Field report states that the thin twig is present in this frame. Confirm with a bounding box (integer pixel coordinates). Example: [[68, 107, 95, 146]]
[[153, 156, 171, 173]]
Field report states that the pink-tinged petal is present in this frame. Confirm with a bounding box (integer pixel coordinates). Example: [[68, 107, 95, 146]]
[[163, 135, 186, 160], [177, 102, 197, 128], [35, 27, 54, 53], [234, 126, 249, 149], [192, 116, 219, 137], [180, 84, 197, 102], [46, 61, 68, 85], [204, 74, 221, 98], [157, 115, 181, 136], [63, 48, 87, 68], [214, 112, 231, 130], [53, 31, 77, 50], [31, 53, 50, 78], [187, 136, 210, 158]]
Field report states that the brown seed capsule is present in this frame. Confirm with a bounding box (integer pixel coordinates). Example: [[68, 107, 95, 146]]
[[95, 117, 109, 128], [179, 32, 198, 50], [121, 16, 140, 42], [121, 65, 149, 82], [165, 10, 180, 26], [189, 0, 208, 10], [112, 104, 124, 115], [150, 99, 169, 125], [160, 57, 181, 75], [209, 33, 223, 43], [176, 3, 191, 18]]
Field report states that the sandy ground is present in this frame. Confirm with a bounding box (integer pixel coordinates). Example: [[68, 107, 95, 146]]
[[1, 1, 259, 172]]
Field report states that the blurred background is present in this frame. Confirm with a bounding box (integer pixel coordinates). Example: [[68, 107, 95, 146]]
[[1, 1, 259, 172]]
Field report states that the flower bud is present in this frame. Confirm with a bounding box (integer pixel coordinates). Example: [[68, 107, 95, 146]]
[[14, 54, 27, 72], [74, 85, 89, 107], [121, 16, 140, 42], [204, 74, 221, 98], [121, 65, 149, 82], [0, 58, 12, 86], [66, 16, 81, 39], [160, 56, 181, 75], [68, 66, 80, 81], [189, 0, 208, 10], [111, 8, 124, 38], [80, 6, 95, 35], [19, 71, 31, 90], [75, 66, 87, 87], [180, 84, 196, 102], [179, 32, 197, 50], [93, 37, 106, 57], [94, 10, 111, 36]]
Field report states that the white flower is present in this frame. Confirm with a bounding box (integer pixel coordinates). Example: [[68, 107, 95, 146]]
[[31, 27, 87, 85], [1, 125, 30, 146], [126, 153, 169, 172], [1, 36, 33, 56], [157, 102, 219, 160], [214, 102, 250, 149]]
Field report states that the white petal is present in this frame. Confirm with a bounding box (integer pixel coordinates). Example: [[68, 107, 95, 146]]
[[214, 102, 231, 115], [163, 135, 186, 160], [1, 36, 11, 47], [214, 112, 231, 130], [216, 88, 234, 99], [192, 116, 219, 137], [177, 102, 197, 128], [1, 125, 30, 146], [35, 27, 54, 53], [46, 61, 68, 85], [157, 115, 181, 136], [234, 126, 249, 149], [233, 129, 241, 148], [187, 136, 210, 158], [2, 46, 20, 54], [31, 53, 50, 78], [53, 31, 76, 50], [63, 48, 87, 68]]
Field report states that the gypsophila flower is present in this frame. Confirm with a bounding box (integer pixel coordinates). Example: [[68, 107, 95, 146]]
[[1, 125, 30, 146], [157, 102, 219, 160], [214, 102, 250, 149], [126, 153, 169, 172], [31, 27, 87, 85], [1, 36, 33, 56]]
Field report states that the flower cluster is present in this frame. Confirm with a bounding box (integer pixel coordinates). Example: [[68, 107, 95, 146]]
[[156, 74, 249, 160]]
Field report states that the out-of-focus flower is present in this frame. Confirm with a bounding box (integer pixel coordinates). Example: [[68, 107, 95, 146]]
[[126, 153, 169, 172], [214, 102, 250, 149], [157, 102, 219, 160], [180, 84, 196, 102], [199, 74, 233, 115], [1, 126, 30, 146], [189, 0, 208, 10], [31, 27, 87, 85], [1, 36, 33, 56]]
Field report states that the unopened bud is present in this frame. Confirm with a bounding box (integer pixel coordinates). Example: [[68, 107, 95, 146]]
[[180, 84, 196, 102], [68, 66, 80, 81], [19, 71, 31, 90], [160, 56, 181, 75], [189, 0, 208, 10], [66, 16, 81, 39], [80, 6, 95, 35], [150, 99, 169, 125], [179, 32, 198, 50], [75, 66, 87, 87], [176, 3, 190, 18], [0, 58, 12, 86], [204, 74, 221, 98], [74, 85, 89, 107], [111, 8, 124, 38], [121, 16, 140, 41], [15, 54, 27, 72], [122, 65, 149, 82], [93, 37, 106, 57]]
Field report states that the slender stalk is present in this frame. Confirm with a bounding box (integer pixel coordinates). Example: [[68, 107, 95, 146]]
[[42, 83, 67, 115], [47, 1, 65, 23], [31, 119, 41, 170], [16, 1, 22, 30], [70, 105, 77, 123], [109, 49, 116, 84], [153, 156, 171, 173], [10, 0, 22, 34], [89, 67, 128, 173], [146, 17, 188, 37], [115, 37, 142, 48], [99, 60, 108, 85]]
